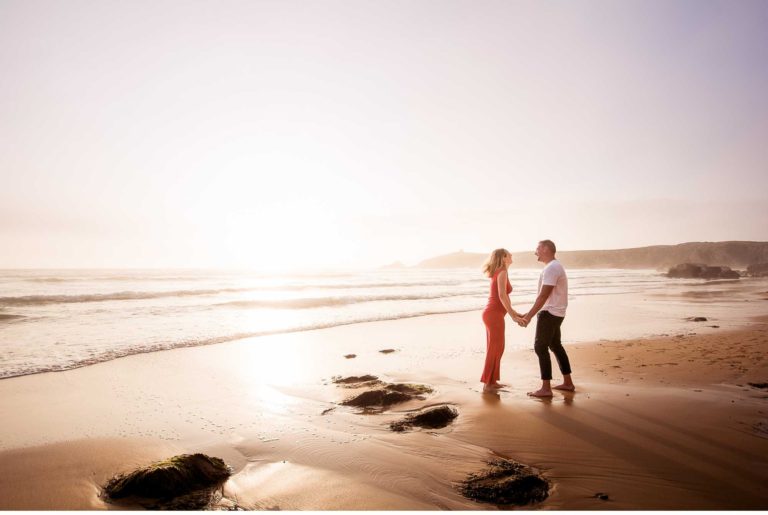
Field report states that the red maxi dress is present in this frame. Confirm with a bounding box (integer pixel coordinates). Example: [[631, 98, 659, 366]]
[[481, 269, 511, 384]]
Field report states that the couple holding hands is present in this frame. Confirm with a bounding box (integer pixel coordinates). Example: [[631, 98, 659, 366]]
[[480, 240, 575, 396]]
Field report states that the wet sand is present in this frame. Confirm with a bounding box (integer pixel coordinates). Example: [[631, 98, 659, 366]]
[[1, 294, 767, 509]]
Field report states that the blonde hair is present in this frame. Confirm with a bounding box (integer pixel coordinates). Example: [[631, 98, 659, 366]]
[[482, 248, 510, 278]]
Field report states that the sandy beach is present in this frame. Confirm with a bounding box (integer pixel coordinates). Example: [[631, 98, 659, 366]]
[[1, 289, 767, 510]]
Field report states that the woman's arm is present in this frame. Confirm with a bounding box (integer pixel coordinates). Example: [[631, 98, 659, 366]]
[[497, 270, 521, 319], [522, 285, 554, 325]]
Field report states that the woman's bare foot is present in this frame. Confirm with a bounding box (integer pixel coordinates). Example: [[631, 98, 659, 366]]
[[527, 388, 553, 397], [483, 383, 505, 393], [491, 382, 508, 388]]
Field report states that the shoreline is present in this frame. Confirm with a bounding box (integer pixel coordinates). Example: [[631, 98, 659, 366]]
[[5, 274, 765, 382], [1, 306, 767, 509]]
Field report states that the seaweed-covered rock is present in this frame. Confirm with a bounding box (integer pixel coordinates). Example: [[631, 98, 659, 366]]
[[102, 453, 231, 509], [385, 383, 434, 395], [341, 389, 412, 408], [340, 381, 433, 410], [459, 458, 549, 506], [390, 405, 458, 432], [332, 374, 379, 384]]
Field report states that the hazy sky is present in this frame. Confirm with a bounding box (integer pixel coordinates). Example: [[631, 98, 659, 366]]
[[2, 0, 767, 269]]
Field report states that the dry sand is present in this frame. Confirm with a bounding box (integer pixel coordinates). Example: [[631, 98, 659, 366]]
[[1, 301, 767, 509]]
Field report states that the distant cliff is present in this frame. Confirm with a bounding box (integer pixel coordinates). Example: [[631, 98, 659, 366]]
[[415, 241, 768, 270]]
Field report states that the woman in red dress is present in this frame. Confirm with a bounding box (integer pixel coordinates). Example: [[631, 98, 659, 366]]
[[481, 248, 523, 392]]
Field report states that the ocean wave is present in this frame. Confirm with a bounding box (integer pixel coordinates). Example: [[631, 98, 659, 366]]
[[0, 280, 484, 307], [0, 307, 483, 380], [0, 288, 254, 306], [216, 292, 485, 310]]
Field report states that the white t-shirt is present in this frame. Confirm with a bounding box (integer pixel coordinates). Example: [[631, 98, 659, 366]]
[[538, 259, 568, 317]]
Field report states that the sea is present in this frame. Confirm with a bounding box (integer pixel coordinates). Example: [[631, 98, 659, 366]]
[[0, 268, 763, 380]]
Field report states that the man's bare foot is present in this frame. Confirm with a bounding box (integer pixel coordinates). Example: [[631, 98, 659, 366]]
[[527, 388, 553, 397], [553, 384, 575, 391], [491, 382, 508, 388]]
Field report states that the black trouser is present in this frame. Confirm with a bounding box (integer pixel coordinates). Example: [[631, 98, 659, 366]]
[[534, 310, 572, 381]]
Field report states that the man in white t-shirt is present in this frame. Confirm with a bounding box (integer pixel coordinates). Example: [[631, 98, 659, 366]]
[[520, 240, 575, 397]]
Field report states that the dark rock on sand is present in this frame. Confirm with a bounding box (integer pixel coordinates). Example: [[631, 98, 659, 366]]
[[687, 316, 708, 322], [341, 389, 412, 408], [595, 492, 610, 501], [390, 405, 458, 432], [340, 381, 433, 410], [333, 374, 379, 384], [747, 263, 768, 277], [667, 263, 740, 279], [332, 375, 383, 389], [102, 453, 231, 509], [385, 383, 434, 395], [379, 348, 396, 354], [343, 354, 356, 359], [459, 458, 549, 506], [748, 382, 768, 389]]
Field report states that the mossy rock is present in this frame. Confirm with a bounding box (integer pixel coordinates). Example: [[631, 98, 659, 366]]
[[386, 383, 434, 395], [459, 458, 549, 506], [332, 375, 382, 388], [103, 453, 231, 509], [390, 405, 458, 432], [337, 379, 433, 410], [341, 389, 412, 407], [332, 374, 379, 384]]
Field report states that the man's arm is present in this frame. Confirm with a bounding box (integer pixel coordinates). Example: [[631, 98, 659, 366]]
[[522, 284, 554, 325]]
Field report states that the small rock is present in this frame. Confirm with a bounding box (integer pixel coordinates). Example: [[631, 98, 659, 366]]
[[343, 354, 356, 359], [379, 348, 396, 354], [594, 492, 610, 501], [332, 374, 378, 384], [390, 405, 458, 432], [340, 382, 433, 410], [686, 317, 708, 322], [710, 325, 720, 328], [341, 389, 410, 408], [748, 382, 768, 390], [459, 458, 549, 506], [385, 383, 434, 395]]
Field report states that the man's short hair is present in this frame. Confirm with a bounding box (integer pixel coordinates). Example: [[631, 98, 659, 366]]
[[539, 239, 557, 254]]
